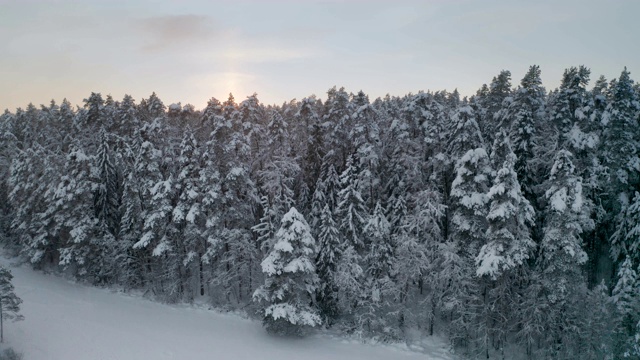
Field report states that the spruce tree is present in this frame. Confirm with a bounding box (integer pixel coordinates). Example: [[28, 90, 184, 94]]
[[315, 204, 342, 323], [0, 267, 23, 343], [93, 128, 121, 238], [253, 207, 321, 335], [524, 150, 592, 356], [477, 131, 535, 278], [336, 154, 368, 252]]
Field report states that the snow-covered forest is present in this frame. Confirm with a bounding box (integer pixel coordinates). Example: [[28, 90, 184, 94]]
[[0, 65, 639, 359]]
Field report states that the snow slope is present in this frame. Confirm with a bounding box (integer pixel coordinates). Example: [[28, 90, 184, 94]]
[[0, 256, 453, 360]]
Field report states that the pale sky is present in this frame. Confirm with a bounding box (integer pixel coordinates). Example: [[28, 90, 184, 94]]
[[1, 0, 638, 111]]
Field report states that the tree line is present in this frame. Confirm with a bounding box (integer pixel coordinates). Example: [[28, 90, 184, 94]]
[[0, 65, 639, 358]]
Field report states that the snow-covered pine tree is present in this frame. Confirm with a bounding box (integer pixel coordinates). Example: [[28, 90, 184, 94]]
[[237, 93, 265, 171], [114, 94, 140, 138], [93, 128, 121, 238], [482, 70, 513, 146], [7, 147, 53, 265], [140, 92, 166, 123], [117, 131, 145, 288], [602, 70, 640, 356], [602, 68, 640, 213], [201, 97, 228, 162], [445, 104, 485, 241], [521, 150, 592, 357], [611, 192, 640, 357], [336, 154, 368, 252], [447, 105, 485, 162], [550, 66, 595, 152], [446, 147, 491, 346], [478, 130, 535, 278], [315, 204, 342, 323], [475, 130, 535, 357], [196, 138, 221, 297], [539, 150, 590, 289], [132, 119, 184, 299], [252, 195, 277, 257], [450, 147, 491, 259], [0, 267, 23, 343], [394, 188, 444, 336], [323, 86, 354, 169], [296, 96, 323, 195], [82, 92, 104, 127], [253, 207, 321, 336], [203, 94, 260, 306], [54, 143, 110, 283], [611, 192, 640, 273], [507, 65, 546, 203], [310, 157, 341, 233], [257, 157, 298, 224], [359, 201, 396, 338], [171, 129, 209, 300], [611, 257, 640, 358]]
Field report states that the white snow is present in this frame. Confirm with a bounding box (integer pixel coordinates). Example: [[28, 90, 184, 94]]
[[152, 240, 171, 256], [0, 256, 454, 360]]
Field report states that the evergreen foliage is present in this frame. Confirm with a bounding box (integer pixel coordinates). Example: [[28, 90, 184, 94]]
[[0, 67, 637, 355], [253, 207, 321, 335]]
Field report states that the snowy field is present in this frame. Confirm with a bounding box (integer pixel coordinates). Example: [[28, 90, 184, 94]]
[[0, 256, 454, 360]]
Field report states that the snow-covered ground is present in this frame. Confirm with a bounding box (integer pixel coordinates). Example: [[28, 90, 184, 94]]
[[0, 256, 454, 360]]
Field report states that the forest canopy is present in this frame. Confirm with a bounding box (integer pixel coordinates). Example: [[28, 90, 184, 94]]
[[0, 65, 639, 359]]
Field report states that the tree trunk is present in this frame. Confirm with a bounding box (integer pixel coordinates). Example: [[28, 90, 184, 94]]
[[199, 253, 204, 296], [429, 296, 436, 336]]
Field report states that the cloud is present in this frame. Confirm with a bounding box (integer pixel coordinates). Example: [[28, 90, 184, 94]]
[[217, 46, 320, 63], [137, 14, 215, 52]]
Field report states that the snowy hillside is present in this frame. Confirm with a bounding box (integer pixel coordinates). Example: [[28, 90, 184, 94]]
[[0, 257, 453, 360]]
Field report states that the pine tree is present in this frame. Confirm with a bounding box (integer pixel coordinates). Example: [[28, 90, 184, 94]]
[[445, 146, 491, 344], [611, 193, 640, 357], [482, 70, 513, 145], [115, 94, 140, 138], [363, 202, 393, 282], [55, 144, 111, 282], [447, 105, 485, 161], [550, 66, 593, 151], [170, 128, 210, 300], [539, 150, 590, 281], [82, 92, 104, 126], [297, 96, 323, 193], [611, 258, 640, 358], [257, 157, 298, 223], [477, 131, 535, 278], [450, 147, 491, 259], [336, 154, 368, 252], [602, 68, 639, 209], [117, 133, 145, 288], [315, 204, 342, 323], [522, 150, 592, 356], [144, 92, 166, 122], [0, 267, 23, 343], [323, 86, 354, 168], [8, 147, 53, 265], [507, 65, 546, 202], [474, 130, 535, 356], [310, 157, 340, 233], [93, 128, 121, 238], [252, 196, 277, 256], [253, 207, 321, 335], [358, 201, 396, 337]]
